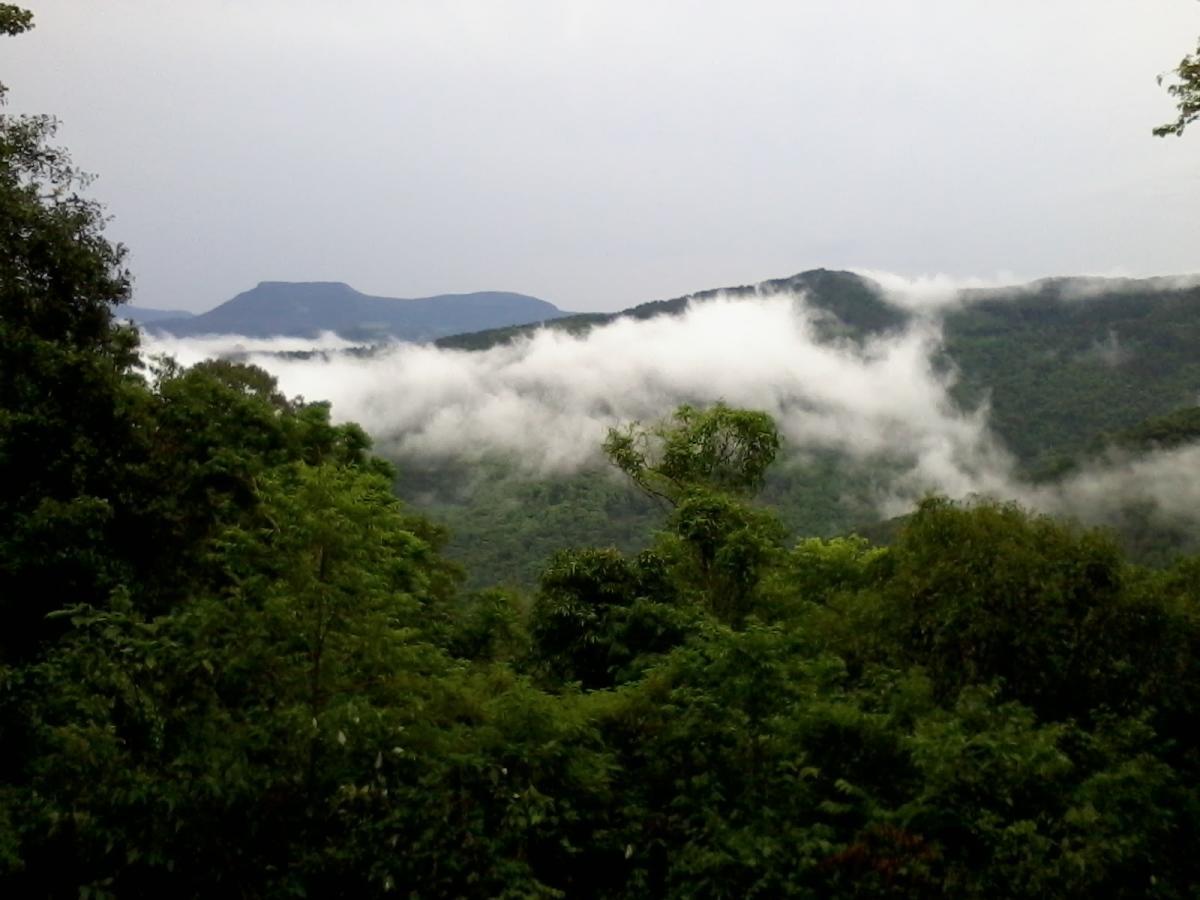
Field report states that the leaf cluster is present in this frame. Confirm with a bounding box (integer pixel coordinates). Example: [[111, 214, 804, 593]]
[[1155, 37, 1200, 137]]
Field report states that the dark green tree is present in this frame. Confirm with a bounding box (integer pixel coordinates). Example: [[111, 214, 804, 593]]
[[870, 497, 1192, 723], [529, 547, 689, 689], [0, 5, 145, 658]]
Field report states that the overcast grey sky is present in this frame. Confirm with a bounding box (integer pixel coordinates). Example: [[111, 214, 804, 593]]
[[6, 1, 1199, 312]]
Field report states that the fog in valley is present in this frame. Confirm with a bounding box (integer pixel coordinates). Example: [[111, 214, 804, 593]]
[[139, 276, 1200, 532]]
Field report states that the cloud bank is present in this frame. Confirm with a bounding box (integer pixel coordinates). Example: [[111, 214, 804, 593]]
[[1032, 445, 1200, 529], [141, 331, 361, 367], [139, 287, 1200, 532], [853, 270, 1200, 314], [145, 294, 1009, 487]]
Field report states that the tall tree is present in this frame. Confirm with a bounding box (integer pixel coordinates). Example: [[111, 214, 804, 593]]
[[603, 402, 780, 506], [0, 4, 145, 656], [604, 403, 785, 626]]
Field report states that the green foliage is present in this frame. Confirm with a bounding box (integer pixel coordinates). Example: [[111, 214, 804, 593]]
[[396, 447, 884, 593], [6, 18, 1200, 887], [401, 456, 662, 589], [942, 282, 1200, 473], [604, 402, 780, 504], [902, 685, 1074, 897], [602, 403, 788, 628], [872, 498, 1134, 717], [784, 535, 884, 606], [1106, 404, 1200, 453], [0, 4, 31, 38], [529, 548, 690, 689], [1155, 36, 1200, 137], [661, 489, 786, 627], [0, 41, 143, 657], [5, 351, 1200, 898], [446, 587, 530, 663]]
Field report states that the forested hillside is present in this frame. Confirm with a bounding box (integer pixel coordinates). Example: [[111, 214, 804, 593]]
[[437, 270, 1200, 470], [943, 278, 1200, 472], [7, 8, 1200, 897], [435, 268, 910, 351], [400, 271, 1200, 585]]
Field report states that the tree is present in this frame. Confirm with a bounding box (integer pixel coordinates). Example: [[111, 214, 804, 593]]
[[4, 456, 464, 895], [603, 402, 780, 506], [868, 497, 1195, 723], [528, 547, 688, 689], [604, 404, 786, 627], [0, 4, 144, 658], [1156, 37, 1200, 137]]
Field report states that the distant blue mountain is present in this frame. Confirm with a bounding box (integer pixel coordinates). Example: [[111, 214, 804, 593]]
[[141, 282, 567, 341], [121, 306, 196, 325]]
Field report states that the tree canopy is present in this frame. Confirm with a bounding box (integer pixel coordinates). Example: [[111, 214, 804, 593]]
[[6, 8, 1200, 896]]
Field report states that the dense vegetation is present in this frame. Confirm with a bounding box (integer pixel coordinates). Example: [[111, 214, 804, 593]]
[[7, 10, 1200, 897], [942, 280, 1200, 474]]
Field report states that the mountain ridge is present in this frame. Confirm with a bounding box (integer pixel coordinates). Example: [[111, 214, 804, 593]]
[[140, 281, 569, 341], [435, 269, 1200, 350], [434, 268, 910, 349]]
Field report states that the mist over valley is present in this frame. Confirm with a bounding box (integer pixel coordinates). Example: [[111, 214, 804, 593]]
[[139, 268, 1200, 584]]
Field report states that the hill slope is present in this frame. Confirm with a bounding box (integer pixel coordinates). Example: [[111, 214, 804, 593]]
[[436, 268, 907, 349], [943, 276, 1200, 471], [437, 268, 1200, 471], [401, 269, 1200, 585]]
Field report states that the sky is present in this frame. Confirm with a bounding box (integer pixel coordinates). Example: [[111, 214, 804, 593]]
[[6, 0, 1200, 313]]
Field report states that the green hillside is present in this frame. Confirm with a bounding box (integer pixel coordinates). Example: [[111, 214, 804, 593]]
[[436, 269, 1200, 469], [942, 278, 1200, 472], [399, 272, 1200, 586]]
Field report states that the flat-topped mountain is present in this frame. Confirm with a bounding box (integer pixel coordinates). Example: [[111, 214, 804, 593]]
[[142, 282, 568, 341]]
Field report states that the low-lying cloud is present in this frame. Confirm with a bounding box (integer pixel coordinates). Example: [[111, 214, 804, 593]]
[[854, 269, 1200, 313], [141, 331, 361, 367], [144, 294, 1009, 488], [138, 285, 1200, 533], [853, 270, 1025, 313], [1032, 444, 1200, 528]]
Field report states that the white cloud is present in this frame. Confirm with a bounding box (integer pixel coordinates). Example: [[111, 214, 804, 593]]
[[142, 283, 1200, 536], [1030, 444, 1200, 529], [853, 270, 1027, 313], [142, 291, 1014, 505], [139, 332, 360, 369]]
